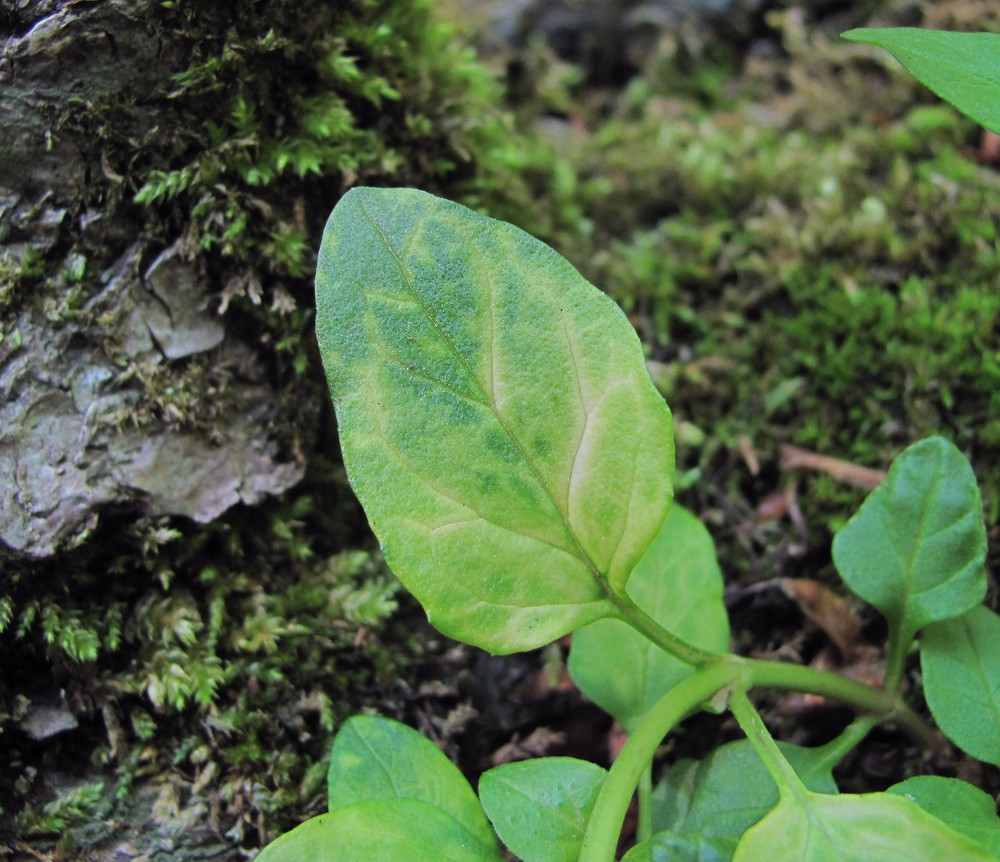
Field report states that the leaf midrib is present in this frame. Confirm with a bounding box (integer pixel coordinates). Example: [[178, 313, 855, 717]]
[[355, 196, 611, 589]]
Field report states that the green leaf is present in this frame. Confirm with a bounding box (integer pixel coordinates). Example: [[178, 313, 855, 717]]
[[831, 437, 986, 646], [478, 757, 606, 862], [921, 605, 1000, 767], [316, 187, 674, 652], [732, 789, 995, 861], [651, 739, 837, 852], [889, 775, 1000, 855], [255, 799, 503, 862], [842, 28, 1000, 134], [567, 505, 729, 730], [326, 715, 496, 849], [622, 831, 731, 862]]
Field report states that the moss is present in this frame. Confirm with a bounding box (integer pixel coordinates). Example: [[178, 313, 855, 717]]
[[523, 3, 1000, 577], [2, 0, 547, 850], [1, 488, 412, 848]]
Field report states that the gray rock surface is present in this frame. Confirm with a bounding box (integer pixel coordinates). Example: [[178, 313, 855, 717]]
[[1, 241, 303, 558], [467, 0, 776, 75], [0, 1, 304, 559]]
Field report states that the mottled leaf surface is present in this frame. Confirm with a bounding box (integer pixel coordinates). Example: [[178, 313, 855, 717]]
[[832, 437, 986, 643], [889, 775, 1000, 855], [622, 831, 731, 862], [316, 188, 674, 652], [843, 28, 1000, 133], [255, 799, 502, 862], [733, 789, 994, 861], [651, 738, 837, 852], [921, 606, 1000, 767], [568, 505, 728, 730], [479, 757, 606, 862], [326, 715, 495, 848]]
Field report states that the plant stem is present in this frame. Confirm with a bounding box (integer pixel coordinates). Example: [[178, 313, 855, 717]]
[[738, 657, 936, 748], [729, 687, 806, 801], [579, 660, 743, 862], [612, 592, 719, 666], [636, 762, 653, 845], [810, 715, 878, 774], [578, 653, 940, 862], [739, 657, 894, 712], [883, 623, 911, 693]]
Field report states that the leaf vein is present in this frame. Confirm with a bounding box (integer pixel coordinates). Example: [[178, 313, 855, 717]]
[[356, 198, 608, 583], [370, 336, 490, 409]]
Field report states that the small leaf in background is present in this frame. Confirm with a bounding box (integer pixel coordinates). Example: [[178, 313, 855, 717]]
[[316, 188, 674, 653], [622, 831, 731, 862], [255, 799, 503, 862], [832, 437, 986, 645], [327, 715, 497, 850], [921, 605, 1000, 767], [732, 788, 994, 861], [567, 505, 729, 730], [478, 757, 606, 862], [842, 28, 1000, 134], [889, 775, 1000, 855], [651, 738, 837, 852]]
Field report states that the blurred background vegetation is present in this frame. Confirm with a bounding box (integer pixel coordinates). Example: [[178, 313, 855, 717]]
[[1, 0, 997, 856]]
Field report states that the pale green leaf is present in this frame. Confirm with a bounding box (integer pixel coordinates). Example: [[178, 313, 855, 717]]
[[567, 505, 728, 730], [651, 738, 837, 851], [733, 789, 994, 861], [889, 775, 1000, 855], [326, 715, 495, 848], [478, 757, 606, 862], [316, 187, 674, 652], [255, 799, 503, 862], [842, 28, 1000, 133], [832, 436, 986, 644], [921, 605, 1000, 767]]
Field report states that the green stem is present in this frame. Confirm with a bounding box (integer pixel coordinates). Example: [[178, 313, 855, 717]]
[[612, 592, 719, 666], [579, 660, 743, 862], [810, 715, 877, 774], [636, 762, 653, 845], [739, 657, 893, 712], [883, 623, 912, 693], [738, 657, 935, 748], [729, 688, 806, 801], [607, 579, 935, 745], [578, 653, 939, 862]]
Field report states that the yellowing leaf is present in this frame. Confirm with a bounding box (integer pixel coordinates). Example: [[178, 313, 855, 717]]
[[316, 188, 674, 652], [733, 789, 995, 861]]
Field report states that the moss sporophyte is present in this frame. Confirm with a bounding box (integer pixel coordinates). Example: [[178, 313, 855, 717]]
[[257, 29, 1000, 862]]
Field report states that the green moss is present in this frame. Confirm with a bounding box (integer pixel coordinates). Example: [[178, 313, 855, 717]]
[[2, 491, 407, 847], [526, 15, 1000, 576]]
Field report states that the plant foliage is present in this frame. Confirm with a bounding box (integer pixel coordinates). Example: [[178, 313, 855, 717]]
[[256, 187, 1000, 861]]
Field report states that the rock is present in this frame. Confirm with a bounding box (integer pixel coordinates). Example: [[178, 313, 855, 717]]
[[0, 0, 162, 195], [140, 244, 225, 360], [13, 693, 79, 740], [0, 241, 303, 558], [0, 1, 305, 559], [470, 0, 778, 80]]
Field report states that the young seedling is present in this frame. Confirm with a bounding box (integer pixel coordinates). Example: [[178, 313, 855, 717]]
[[255, 27, 1000, 860], [255, 186, 1000, 861]]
